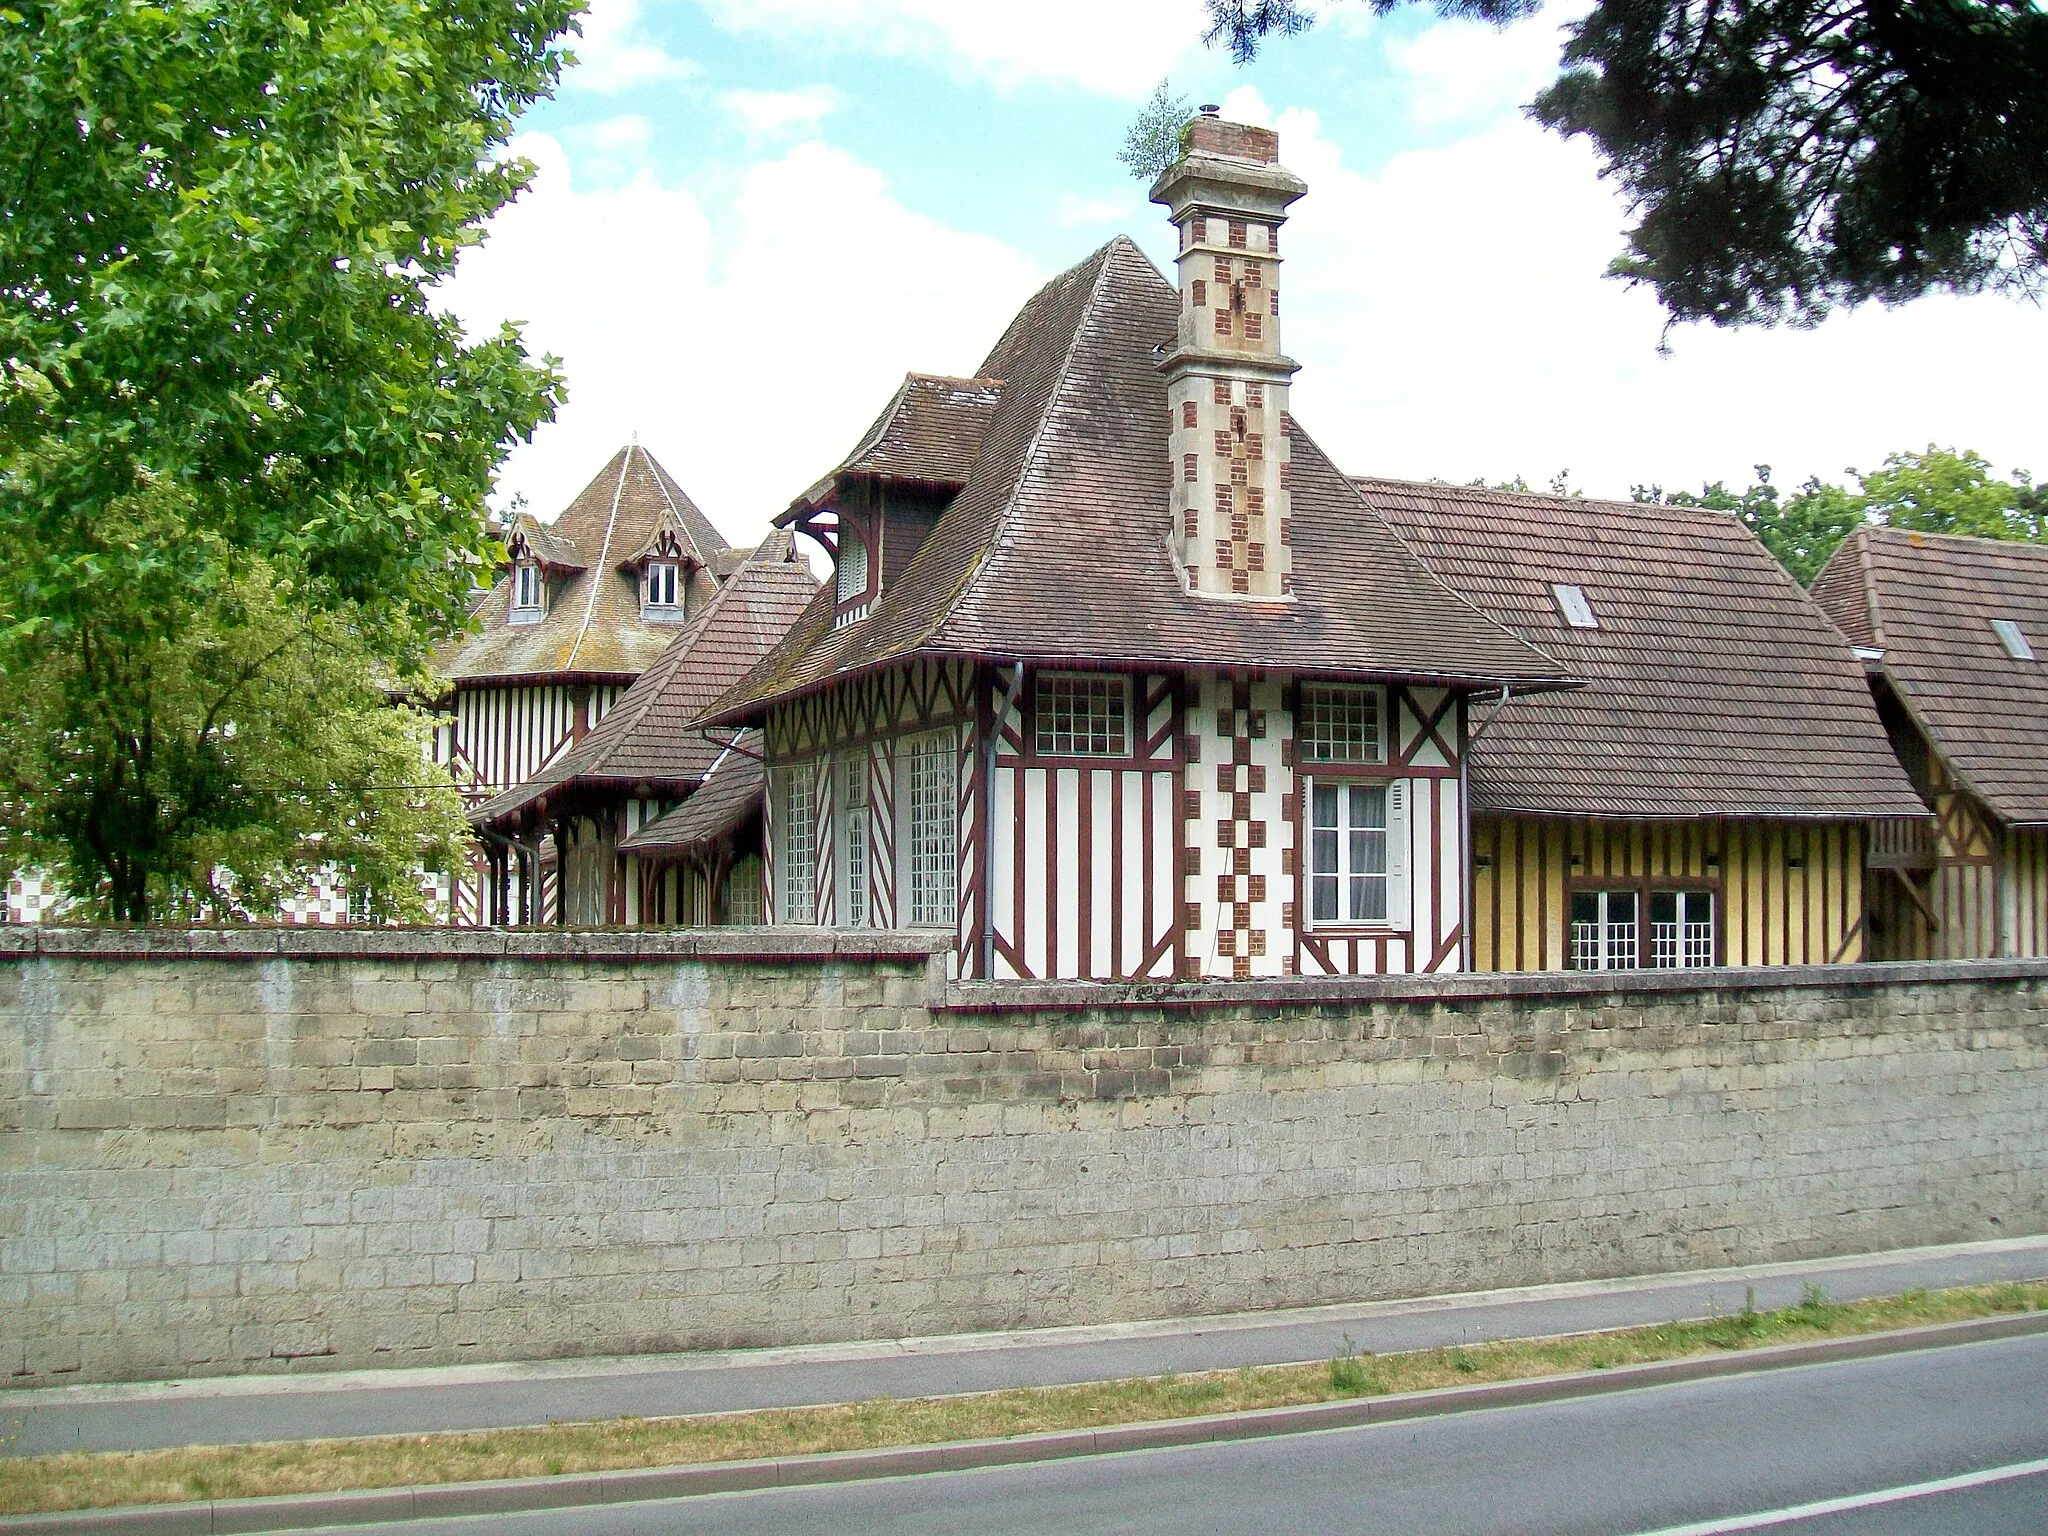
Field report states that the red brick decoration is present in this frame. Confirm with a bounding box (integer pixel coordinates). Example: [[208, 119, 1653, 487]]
[[1213, 258, 1232, 284], [1183, 791, 1202, 821], [1230, 460, 1248, 486], [1247, 382, 1264, 408], [1231, 510, 1249, 540], [1184, 453, 1198, 482], [1214, 379, 1232, 405], [1248, 762, 1266, 790], [1232, 570, 1249, 593], [1216, 818, 1236, 846], [1229, 219, 1247, 249], [1244, 313, 1263, 341], [1183, 509, 1199, 538], [1192, 279, 1207, 307], [1248, 819, 1267, 847], [1216, 874, 1235, 903], [1247, 487, 1265, 514], [1215, 485, 1233, 515], [1279, 518, 1291, 546], [1214, 309, 1232, 336], [1214, 761, 1234, 792], [1270, 291, 1280, 317], [1248, 929, 1267, 956], [1248, 543, 1265, 572], [1247, 434, 1264, 460], [1213, 539, 1232, 570], [1243, 262, 1261, 288], [1182, 401, 1198, 428], [1214, 429, 1233, 456]]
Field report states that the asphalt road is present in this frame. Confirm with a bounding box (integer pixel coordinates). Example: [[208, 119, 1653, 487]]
[[10, 1236, 2047, 1456], [347, 1330, 2048, 1536]]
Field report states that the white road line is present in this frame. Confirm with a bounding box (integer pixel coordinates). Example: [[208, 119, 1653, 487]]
[[1626, 1455, 2048, 1534]]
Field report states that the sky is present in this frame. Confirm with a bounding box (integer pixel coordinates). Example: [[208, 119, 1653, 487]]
[[442, 0, 2048, 552]]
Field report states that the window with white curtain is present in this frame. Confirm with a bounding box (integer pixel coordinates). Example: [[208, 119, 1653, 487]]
[[777, 764, 815, 924], [1308, 781, 1394, 925], [902, 730, 956, 928], [838, 751, 868, 928]]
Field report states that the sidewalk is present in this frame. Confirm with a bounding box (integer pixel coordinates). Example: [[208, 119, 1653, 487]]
[[8, 1235, 2045, 1458]]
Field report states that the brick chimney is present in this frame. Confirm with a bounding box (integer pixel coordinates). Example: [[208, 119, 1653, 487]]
[[1152, 110, 1307, 602]]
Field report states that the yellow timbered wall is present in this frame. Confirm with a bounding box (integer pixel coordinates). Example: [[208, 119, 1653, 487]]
[[1472, 816, 1867, 973]]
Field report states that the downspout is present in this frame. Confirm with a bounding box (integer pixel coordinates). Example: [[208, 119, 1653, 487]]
[[981, 662, 1027, 981], [1460, 687, 1512, 971]]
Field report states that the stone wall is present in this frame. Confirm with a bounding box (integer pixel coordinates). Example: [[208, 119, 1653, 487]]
[[4, 927, 2046, 1387]]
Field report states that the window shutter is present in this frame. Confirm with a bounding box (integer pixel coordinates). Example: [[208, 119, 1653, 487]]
[[1386, 781, 1411, 930]]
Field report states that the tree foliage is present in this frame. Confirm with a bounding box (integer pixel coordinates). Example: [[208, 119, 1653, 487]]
[[1120, 80, 1197, 183], [0, 0, 575, 918], [1634, 446, 2044, 586], [1205, 0, 2048, 326]]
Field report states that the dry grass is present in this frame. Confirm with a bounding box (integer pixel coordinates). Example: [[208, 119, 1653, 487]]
[[3, 1280, 2043, 1516]]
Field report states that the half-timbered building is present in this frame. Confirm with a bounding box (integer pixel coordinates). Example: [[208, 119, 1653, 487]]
[[703, 114, 1578, 979], [433, 443, 740, 922], [614, 731, 770, 927], [1368, 483, 1929, 971], [1810, 527, 2048, 958], [468, 535, 815, 924]]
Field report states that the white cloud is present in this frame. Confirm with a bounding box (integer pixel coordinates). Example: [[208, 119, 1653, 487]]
[[1239, 98, 2048, 500], [719, 85, 842, 141], [691, 0, 1211, 96], [1384, 9, 1567, 125], [440, 134, 1043, 546], [567, 0, 699, 93], [1056, 191, 1143, 228]]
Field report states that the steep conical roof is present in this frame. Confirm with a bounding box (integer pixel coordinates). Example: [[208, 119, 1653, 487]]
[[438, 444, 735, 685], [710, 238, 1569, 724]]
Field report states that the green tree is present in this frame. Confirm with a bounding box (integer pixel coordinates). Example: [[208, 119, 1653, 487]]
[[1, 0, 574, 918], [1636, 448, 2043, 586], [1204, 0, 2048, 326], [1120, 80, 1197, 183]]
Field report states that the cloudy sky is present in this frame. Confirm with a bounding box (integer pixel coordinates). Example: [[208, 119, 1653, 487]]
[[443, 0, 2048, 549]]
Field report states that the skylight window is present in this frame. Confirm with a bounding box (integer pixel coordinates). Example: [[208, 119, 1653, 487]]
[[1552, 582, 1599, 630], [1992, 618, 2036, 661]]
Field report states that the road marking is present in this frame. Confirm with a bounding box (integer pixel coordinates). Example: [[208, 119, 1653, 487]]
[[1626, 1456, 2048, 1534]]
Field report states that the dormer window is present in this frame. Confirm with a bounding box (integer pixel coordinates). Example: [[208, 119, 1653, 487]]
[[834, 526, 872, 629], [510, 561, 544, 624], [644, 560, 681, 619]]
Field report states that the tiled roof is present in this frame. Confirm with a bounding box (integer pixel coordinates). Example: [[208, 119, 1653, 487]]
[[469, 536, 816, 827], [1363, 480, 1928, 820], [788, 374, 1005, 512], [437, 445, 735, 686], [616, 734, 765, 857], [711, 239, 1570, 725], [1811, 526, 2048, 824]]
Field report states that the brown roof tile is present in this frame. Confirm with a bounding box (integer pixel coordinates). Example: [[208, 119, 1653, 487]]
[[711, 240, 1570, 725], [616, 735, 765, 857], [470, 536, 816, 827], [1363, 481, 1927, 820], [437, 445, 736, 686], [1811, 526, 2048, 824]]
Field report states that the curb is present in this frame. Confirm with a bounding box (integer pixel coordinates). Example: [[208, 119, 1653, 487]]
[[14, 1310, 2048, 1534]]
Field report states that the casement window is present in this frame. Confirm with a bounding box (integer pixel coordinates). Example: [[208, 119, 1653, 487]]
[[776, 764, 816, 925], [1297, 683, 1384, 764], [838, 751, 868, 928], [1650, 890, 1716, 968], [901, 730, 957, 928], [643, 561, 680, 615], [1569, 890, 1637, 969], [510, 562, 544, 623], [724, 855, 763, 926], [833, 532, 872, 629], [1034, 673, 1129, 758], [1571, 887, 1716, 970], [1307, 780, 1406, 927]]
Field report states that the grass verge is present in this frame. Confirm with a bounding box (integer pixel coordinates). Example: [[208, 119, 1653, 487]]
[[4, 1280, 2045, 1516]]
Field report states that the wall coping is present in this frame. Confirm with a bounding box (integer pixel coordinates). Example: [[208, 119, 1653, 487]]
[[0, 926, 952, 964], [4, 929, 2044, 1013], [940, 958, 2048, 1013]]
